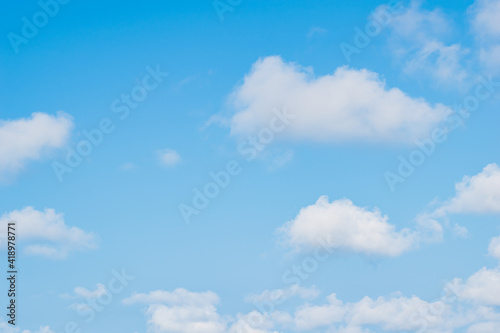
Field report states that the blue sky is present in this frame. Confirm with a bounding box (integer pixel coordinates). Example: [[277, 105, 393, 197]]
[[2, 0, 500, 332]]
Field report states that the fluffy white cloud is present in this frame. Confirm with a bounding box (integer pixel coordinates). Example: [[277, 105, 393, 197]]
[[146, 303, 226, 333], [228, 311, 279, 333], [127, 237, 500, 333], [347, 295, 447, 331], [278, 196, 416, 257], [0, 207, 97, 259], [0, 112, 73, 180], [244, 285, 319, 304], [128, 283, 500, 333], [228, 56, 451, 144], [157, 149, 181, 167], [489, 236, 500, 260], [124, 289, 226, 333], [454, 268, 500, 306], [437, 163, 500, 215], [291, 293, 450, 332]]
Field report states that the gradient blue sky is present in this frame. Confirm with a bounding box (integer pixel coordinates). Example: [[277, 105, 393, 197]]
[[2, 1, 500, 333]]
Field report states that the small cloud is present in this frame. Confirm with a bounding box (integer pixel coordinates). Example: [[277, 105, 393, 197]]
[[489, 236, 500, 260], [178, 75, 197, 87], [157, 149, 181, 167], [268, 149, 294, 171], [120, 162, 137, 171], [307, 26, 328, 38], [73, 283, 108, 299], [245, 285, 319, 304], [453, 224, 469, 238], [63, 283, 110, 313]]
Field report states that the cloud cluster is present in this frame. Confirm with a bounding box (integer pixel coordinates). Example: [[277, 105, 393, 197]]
[[0, 112, 73, 180], [0, 207, 97, 259], [228, 56, 451, 145], [123, 289, 226, 333], [126, 236, 500, 333]]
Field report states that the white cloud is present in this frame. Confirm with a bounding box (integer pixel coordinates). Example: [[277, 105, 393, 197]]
[[453, 224, 470, 238], [127, 275, 500, 333], [228, 56, 451, 145], [489, 236, 500, 260], [290, 293, 450, 332], [454, 268, 500, 306], [0, 112, 73, 180], [147, 303, 226, 333], [293, 293, 347, 330], [384, 1, 469, 85], [403, 41, 469, 84], [228, 311, 278, 333], [245, 285, 319, 304], [126, 235, 500, 333], [0, 207, 97, 259], [73, 283, 108, 299], [157, 149, 181, 167], [278, 196, 416, 257], [470, 0, 500, 72], [124, 289, 226, 333], [437, 163, 500, 215], [347, 295, 446, 331]]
